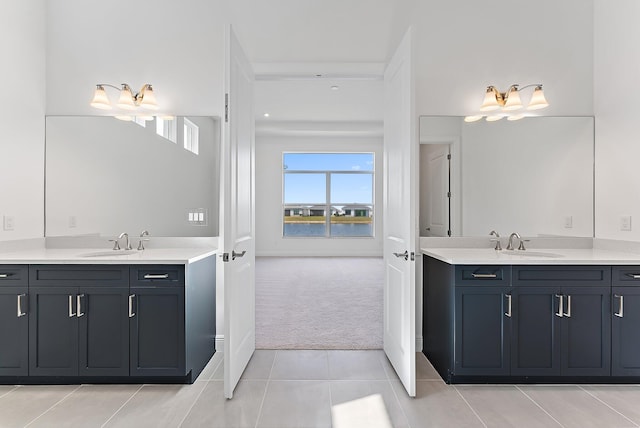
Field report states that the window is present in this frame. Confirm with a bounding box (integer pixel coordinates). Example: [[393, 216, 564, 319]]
[[183, 118, 199, 155], [156, 117, 177, 143], [283, 153, 374, 237]]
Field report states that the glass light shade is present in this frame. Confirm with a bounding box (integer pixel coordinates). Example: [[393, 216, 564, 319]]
[[479, 87, 500, 112], [485, 115, 504, 122], [90, 86, 111, 110], [464, 115, 483, 123], [527, 86, 549, 110], [114, 115, 133, 121], [117, 85, 136, 110], [503, 87, 523, 111], [507, 114, 525, 121], [139, 85, 159, 110]]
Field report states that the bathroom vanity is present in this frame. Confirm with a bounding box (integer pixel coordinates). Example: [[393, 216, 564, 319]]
[[0, 247, 216, 384], [422, 247, 640, 383]]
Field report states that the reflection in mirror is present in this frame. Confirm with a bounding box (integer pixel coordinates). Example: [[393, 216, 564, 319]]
[[419, 116, 594, 237], [46, 116, 219, 238]]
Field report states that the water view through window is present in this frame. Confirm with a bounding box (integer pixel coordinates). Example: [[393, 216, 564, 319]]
[[283, 153, 374, 237]]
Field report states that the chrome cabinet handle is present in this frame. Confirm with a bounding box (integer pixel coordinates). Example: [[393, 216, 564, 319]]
[[471, 273, 497, 279], [143, 274, 169, 279], [626, 273, 640, 279], [68, 295, 76, 317], [614, 294, 624, 318], [128, 294, 136, 318], [232, 250, 247, 260], [392, 251, 408, 261], [17, 294, 27, 317], [0, 273, 11, 278], [564, 295, 572, 318], [555, 294, 564, 318], [505, 294, 512, 318], [77, 294, 85, 317]]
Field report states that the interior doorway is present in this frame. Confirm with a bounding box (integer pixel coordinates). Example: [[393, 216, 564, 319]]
[[420, 143, 451, 237]]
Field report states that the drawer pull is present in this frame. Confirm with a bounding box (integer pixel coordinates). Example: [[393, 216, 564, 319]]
[[68, 295, 76, 317], [555, 294, 564, 318], [614, 294, 624, 318], [17, 294, 27, 317], [471, 273, 497, 279], [143, 273, 170, 279], [505, 294, 512, 318], [564, 295, 572, 318], [128, 294, 136, 318], [0, 273, 13, 278], [626, 273, 640, 279], [77, 294, 85, 317]]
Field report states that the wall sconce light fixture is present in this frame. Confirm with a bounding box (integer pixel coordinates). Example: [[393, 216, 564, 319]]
[[465, 83, 549, 123], [90, 83, 158, 111]]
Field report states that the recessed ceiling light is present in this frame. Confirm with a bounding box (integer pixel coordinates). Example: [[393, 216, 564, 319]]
[[330, 85, 339, 91], [263, 113, 270, 118]]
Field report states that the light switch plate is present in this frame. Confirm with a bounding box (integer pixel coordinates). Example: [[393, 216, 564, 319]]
[[621, 215, 632, 231], [69, 216, 77, 228], [564, 216, 573, 228], [3, 215, 14, 231]]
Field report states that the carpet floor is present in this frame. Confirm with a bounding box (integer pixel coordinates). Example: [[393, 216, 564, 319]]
[[255, 256, 384, 349]]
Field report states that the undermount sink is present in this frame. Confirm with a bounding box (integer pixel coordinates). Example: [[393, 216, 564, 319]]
[[80, 250, 137, 257], [502, 250, 563, 258]]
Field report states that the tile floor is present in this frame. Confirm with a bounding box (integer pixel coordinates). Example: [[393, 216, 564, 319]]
[[2, 351, 640, 427]]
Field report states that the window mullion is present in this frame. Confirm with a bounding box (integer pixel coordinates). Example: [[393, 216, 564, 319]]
[[325, 172, 331, 237]]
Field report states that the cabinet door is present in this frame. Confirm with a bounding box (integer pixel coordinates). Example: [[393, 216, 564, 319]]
[[561, 286, 611, 376], [0, 287, 28, 376], [612, 286, 640, 376], [130, 287, 185, 376], [511, 287, 562, 376], [454, 286, 511, 375], [78, 287, 129, 376], [29, 287, 79, 376]]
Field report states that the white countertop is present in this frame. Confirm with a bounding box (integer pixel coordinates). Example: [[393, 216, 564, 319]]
[[0, 247, 218, 265], [420, 247, 640, 265]]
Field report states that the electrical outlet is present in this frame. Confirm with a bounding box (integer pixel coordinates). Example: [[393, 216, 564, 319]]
[[621, 215, 632, 231], [3, 216, 14, 231], [564, 216, 573, 229]]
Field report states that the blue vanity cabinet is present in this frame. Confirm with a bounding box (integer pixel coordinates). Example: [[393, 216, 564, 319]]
[[0, 266, 29, 376], [28, 265, 130, 377], [612, 267, 640, 376]]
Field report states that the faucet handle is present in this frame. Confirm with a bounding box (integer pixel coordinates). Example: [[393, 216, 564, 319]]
[[108, 239, 121, 251], [490, 238, 502, 251], [137, 238, 149, 251], [518, 239, 530, 251]]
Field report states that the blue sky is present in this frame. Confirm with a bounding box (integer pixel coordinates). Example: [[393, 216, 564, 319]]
[[283, 153, 374, 204]]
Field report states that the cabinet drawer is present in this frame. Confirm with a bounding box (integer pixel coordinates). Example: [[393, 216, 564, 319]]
[[513, 266, 611, 287], [612, 266, 640, 286], [0, 265, 28, 287], [130, 265, 184, 287], [455, 265, 510, 286], [29, 265, 129, 286]]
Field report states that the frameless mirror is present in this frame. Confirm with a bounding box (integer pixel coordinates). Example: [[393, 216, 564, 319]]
[[419, 116, 594, 237], [45, 116, 220, 238]]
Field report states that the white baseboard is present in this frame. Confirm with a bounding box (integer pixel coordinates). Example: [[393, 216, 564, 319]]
[[215, 335, 224, 353]]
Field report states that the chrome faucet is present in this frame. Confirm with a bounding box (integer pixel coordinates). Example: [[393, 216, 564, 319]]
[[137, 230, 150, 250], [506, 232, 521, 251], [489, 230, 502, 251], [118, 232, 133, 250]]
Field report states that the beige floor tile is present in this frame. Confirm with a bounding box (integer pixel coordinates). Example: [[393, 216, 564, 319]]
[[28, 384, 141, 428], [392, 380, 485, 428], [582, 385, 640, 426], [103, 383, 207, 428], [457, 385, 562, 428], [416, 352, 443, 381], [196, 352, 223, 382], [241, 350, 277, 380], [256, 380, 331, 428], [0, 385, 18, 399], [270, 350, 329, 380], [518, 385, 636, 428], [327, 350, 387, 380], [181, 380, 267, 428], [330, 380, 409, 428], [0, 385, 78, 428]]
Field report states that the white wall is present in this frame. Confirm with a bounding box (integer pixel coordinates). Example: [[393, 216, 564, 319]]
[[594, 0, 640, 240], [256, 135, 384, 256], [0, 0, 46, 241], [46, 0, 226, 116]]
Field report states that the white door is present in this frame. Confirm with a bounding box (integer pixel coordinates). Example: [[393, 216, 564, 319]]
[[426, 145, 450, 237], [222, 26, 255, 399], [383, 27, 416, 397]]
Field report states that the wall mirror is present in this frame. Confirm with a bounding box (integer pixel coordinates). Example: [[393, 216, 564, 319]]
[[45, 116, 220, 238], [419, 116, 594, 238]]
